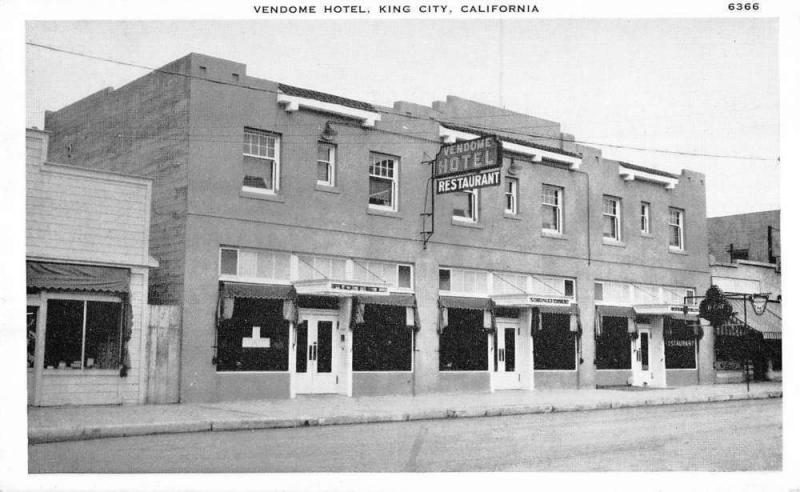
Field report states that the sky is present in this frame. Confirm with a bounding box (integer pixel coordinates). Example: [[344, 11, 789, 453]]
[[25, 19, 779, 217]]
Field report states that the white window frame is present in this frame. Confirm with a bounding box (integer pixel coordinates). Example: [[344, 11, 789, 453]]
[[219, 247, 240, 277], [242, 129, 280, 194], [542, 185, 563, 234], [397, 264, 414, 291], [368, 153, 399, 212], [43, 293, 123, 372], [640, 202, 651, 235], [316, 142, 336, 187], [603, 196, 621, 241], [504, 177, 518, 215], [669, 208, 685, 251], [453, 189, 479, 223]]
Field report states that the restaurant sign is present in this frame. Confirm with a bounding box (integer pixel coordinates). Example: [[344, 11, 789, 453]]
[[434, 136, 502, 195]]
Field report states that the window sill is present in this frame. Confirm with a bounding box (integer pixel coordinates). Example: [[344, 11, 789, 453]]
[[602, 238, 626, 248], [240, 188, 285, 202], [315, 183, 341, 194], [503, 212, 521, 220], [367, 206, 401, 219], [668, 247, 688, 255], [42, 369, 120, 376], [451, 217, 483, 229], [541, 231, 567, 241]]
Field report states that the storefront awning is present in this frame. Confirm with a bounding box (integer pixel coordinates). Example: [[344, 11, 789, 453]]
[[27, 261, 129, 294], [596, 304, 635, 318], [536, 304, 580, 315], [492, 293, 577, 315], [729, 299, 782, 340], [357, 294, 415, 307], [220, 281, 296, 300], [438, 296, 493, 310]]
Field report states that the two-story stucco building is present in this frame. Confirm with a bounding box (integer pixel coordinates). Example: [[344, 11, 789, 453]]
[[43, 53, 712, 403], [26, 128, 156, 406]]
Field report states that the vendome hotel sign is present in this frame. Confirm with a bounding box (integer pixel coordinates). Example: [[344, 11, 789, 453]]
[[434, 136, 503, 194]]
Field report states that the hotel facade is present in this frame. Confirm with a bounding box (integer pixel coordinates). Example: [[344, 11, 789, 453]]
[[43, 53, 713, 403]]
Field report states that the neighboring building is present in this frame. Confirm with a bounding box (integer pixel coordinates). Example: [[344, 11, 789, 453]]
[[708, 210, 782, 383], [26, 128, 156, 406], [43, 53, 712, 403]]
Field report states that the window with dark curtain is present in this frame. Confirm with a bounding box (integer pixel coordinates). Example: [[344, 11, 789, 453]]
[[533, 313, 575, 370], [353, 305, 412, 371], [595, 316, 631, 369], [44, 300, 84, 369], [217, 298, 289, 372], [664, 318, 697, 369], [439, 308, 488, 371]]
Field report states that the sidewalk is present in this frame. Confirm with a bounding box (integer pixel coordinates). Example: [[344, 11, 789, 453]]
[[28, 382, 782, 444]]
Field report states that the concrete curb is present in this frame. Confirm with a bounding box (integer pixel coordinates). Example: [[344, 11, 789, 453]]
[[29, 390, 781, 445]]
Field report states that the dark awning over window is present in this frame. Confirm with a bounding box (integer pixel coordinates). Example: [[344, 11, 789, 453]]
[[221, 281, 296, 300], [596, 305, 635, 318], [27, 261, 129, 294], [537, 304, 580, 315], [438, 296, 493, 310], [357, 294, 415, 307]]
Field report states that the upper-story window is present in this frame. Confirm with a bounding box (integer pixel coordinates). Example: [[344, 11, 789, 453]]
[[669, 208, 685, 250], [243, 129, 279, 193], [504, 178, 518, 215], [542, 185, 563, 234], [369, 153, 398, 211], [603, 196, 621, 241], [453, 189, 479, 222], [317, 143, 336, 187], [640, 202, 651, 235]]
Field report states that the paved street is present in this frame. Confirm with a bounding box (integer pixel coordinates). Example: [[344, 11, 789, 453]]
[[29, 399, 781, 473]]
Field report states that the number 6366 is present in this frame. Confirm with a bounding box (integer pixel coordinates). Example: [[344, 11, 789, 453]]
[[728, 2, 759, 10]]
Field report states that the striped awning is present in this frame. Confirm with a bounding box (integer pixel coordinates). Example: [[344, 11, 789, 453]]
[[536, 304, 580, 315], [220, 281, 296, 300], [439, 296, 493, 311], [27, 261, 129, 294], [357, 294, 415, 307], [729, 299, 782, 339], [596, 305, 636, 318]]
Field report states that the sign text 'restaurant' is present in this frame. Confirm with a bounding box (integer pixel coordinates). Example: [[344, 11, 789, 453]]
[[436, 170, 501, 194]]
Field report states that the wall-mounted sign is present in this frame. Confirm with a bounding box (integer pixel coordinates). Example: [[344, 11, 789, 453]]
[[634, 304, 700, 316], [492, 294, 574, 307], [434, 136, 502, 195]]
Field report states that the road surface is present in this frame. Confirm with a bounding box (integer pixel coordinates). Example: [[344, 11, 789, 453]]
[[29, 399, 781, 472]]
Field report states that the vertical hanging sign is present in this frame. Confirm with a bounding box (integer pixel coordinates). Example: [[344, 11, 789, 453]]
[[434, 136, 503, 194]]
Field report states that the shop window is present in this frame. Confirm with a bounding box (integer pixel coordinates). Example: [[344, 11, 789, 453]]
[[765, 339, 782, 371], [669, 208, 684, 250], [453, 189, 479, 222], [353, 305, 412, 371], [243, 129, 280, 193], [317, 142, 336, 186], [603, 196, 621, 241], [398, 264, 412, 290], [439, 308, 488, 371], [595, 316, 631, 370], [714, 335, 743, 371], [439, 269, 451, 291], [640, 202, 650, 234], [504, 178, 518, 215], [533, 313, 575, 370], [217, 298, 289, 372], [44, 299, 122, 370], [542, 185, 563, 233], [369, 153, 398, 211], [664, 319, 696, 369], [27, 306, 38, 369]]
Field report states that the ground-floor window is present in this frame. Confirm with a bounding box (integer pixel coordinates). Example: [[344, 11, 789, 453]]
[[217, 298, 289, 371], [764, 339, 782, 371], [533, 313, 575, 370], [353, 305, 412, 371], [439, 308, 487, 371], [44, 298, 122, 370], [27, 306, 38, 368], [595, 316, 631, 369], [713, 335, 743, 371], [664, 318, 697, 369]]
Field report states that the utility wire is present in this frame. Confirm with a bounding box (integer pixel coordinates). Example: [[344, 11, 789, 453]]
[[27, 41, 778, 162]]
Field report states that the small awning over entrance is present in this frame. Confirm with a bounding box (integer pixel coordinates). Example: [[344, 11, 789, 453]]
[[27, 261, 129, 294], [220, 281, 296, 300], [438, 296, 493, 310], [357, 293, 415, 307], [595, 304, 636, 318], [728, 299, 782, 340]]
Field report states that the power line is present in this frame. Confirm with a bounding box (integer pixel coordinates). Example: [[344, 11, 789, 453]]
[[27, 41, 778, 162]]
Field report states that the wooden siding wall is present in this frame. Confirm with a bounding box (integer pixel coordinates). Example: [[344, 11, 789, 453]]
[[145, 305, 182, 404]]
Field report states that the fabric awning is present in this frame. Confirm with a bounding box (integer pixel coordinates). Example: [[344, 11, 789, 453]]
[[729, 299, 782, 339], [221, 281, 296, 300], [357, 294, 415, 307], [595, 305, 635, 318], [536, 304, 580, 315], [438, 296, 493, 310], [27, 261, 129, 294]]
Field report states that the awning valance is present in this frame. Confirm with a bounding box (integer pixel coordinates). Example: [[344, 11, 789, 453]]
[[596, 305, 635, 318], [220, 281, 296, 300], [27, 261, 129, 294], [357, 294, 415, 307], [438, 296, 493, 310]]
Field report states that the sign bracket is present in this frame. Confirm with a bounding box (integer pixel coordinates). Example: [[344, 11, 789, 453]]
[[420, 159, 435, 249]]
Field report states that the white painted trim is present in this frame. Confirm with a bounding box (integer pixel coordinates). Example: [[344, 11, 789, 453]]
[[217, 371, 290, 374], [277, 94, 380, 127], [618, 164, 679, 189]]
